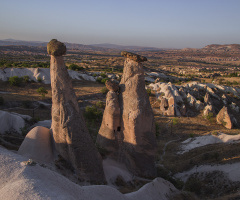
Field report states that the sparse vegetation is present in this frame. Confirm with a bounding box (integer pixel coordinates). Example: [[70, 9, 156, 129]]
[[84, 106, 103, 123], [96, 101, 105, 109], [146, 88, 152, 96], [8, 76, 23, 86], [23, 75, 30, 83], [101, 87, 109, 94], [68, 63, 84, 71], [172, 117, 179, 126], [37, 87, 48, 98], [37, 77, 42, 83]]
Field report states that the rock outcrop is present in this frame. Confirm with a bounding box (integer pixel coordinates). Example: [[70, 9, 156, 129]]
[[119, 52, 157, 178], [97, 52, 157, 178], [97, 81, 121, 152], [18, 126, 53, 163], [203, 104, 215, 117], [48, 39, 105, 183], [204, 92, 212, 105], [216, 106, 233, 129]]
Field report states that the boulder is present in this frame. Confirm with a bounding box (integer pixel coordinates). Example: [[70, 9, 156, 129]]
[[48, 39, 105, 183], [203, 105, 215, 117], [0, 110, 26, 134], [18, 126, 53, 163], [216, 106, 233, 129]]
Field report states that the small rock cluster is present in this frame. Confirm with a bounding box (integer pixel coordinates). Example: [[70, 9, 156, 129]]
[[149, 81, 240, 129]]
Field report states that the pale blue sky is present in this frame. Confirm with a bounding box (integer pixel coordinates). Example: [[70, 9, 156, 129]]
[[0, 0, 240, 48]]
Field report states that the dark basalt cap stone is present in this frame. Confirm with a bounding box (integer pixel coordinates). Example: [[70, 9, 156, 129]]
[[121, 51, 147, 62], [47, 39, 66, 56]]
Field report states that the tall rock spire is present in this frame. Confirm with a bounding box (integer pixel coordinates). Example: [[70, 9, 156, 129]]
[[97, 51, 157, 178], [47, 39, 105, 183], [119, 51, 157, 177]]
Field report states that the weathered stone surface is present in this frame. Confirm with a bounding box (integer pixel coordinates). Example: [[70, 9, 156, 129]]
[[216, 106, 233, 129], [119, 58, 157, 177], [179, 104, 187, 116], [167, 97, 175, 116], [160, 97, 168, 112], [18, 126, 53, 163], [121, 51, 147, 62], [195, 100, 204, 111], [96, 91, 121, 152], [187, 93, 196, 107], [47, 39, 66, 56], [230, 102, 239, 113], [203, 105, 214, 117], [204, 92, 212, 105], [49, 40, 105, 183], [105, 80, 119, 92]]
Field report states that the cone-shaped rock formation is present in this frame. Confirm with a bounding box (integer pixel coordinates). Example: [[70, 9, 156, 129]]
[[97, 51, 157, 178], [48, 39, 105, 183]]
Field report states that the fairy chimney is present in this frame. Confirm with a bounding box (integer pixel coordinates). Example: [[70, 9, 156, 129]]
[[119, 51, 157, 177], [48, 39, 105, 183]]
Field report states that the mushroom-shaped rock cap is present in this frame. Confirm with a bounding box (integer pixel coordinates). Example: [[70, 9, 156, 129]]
[[121, 51, 147, 62], [105, 80, 119, 92], [47, 39, 66, 56]]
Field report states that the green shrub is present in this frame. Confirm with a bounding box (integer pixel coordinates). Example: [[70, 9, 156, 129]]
[[23, 75, 30, 83], [37, 87, 48, 98], [37, 77, 42, 83], [212, 131, 218, 136], [0, 96, 4, 105], [101, 87, 109, 94], [146, 88, 151, 96], [100, 73, 107, 78], [96, 77, 102, 83], [69, 64, 84, 71], [9, 76, 23, 86], [96, 101, 105, 109], [84, 106, 102, 122], [101, 78, 109, 84], [206, 112, 214, 123], [172, 118, 179, 126]]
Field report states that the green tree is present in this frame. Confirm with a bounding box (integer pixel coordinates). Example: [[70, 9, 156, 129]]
[[8, 76, 23, 86], [37, 87, 48, 98]]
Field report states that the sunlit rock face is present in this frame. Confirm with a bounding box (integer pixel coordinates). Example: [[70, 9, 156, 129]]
[[119, 54, 157, 178], [97, 51, 157, 178], [48, 39, 105, 183]]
